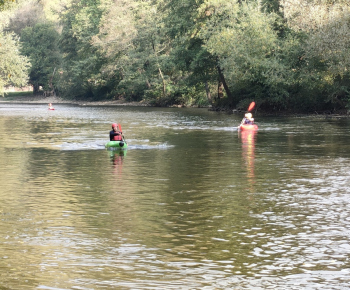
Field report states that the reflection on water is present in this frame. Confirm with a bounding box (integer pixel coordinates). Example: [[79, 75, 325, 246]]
[[0, 103, 350, 289], [108, 149, 126, 177], [240, 130, 257, 188]]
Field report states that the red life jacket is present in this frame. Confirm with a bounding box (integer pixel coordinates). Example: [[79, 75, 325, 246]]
[[113, 134, 122, 141]]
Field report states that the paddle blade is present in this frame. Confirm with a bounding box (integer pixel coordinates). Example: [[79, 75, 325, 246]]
[[118, 123, 122, 132], [248, 102, 255, 112]]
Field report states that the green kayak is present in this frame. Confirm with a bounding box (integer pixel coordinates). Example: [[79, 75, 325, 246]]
[[105, 140, 128, 149]]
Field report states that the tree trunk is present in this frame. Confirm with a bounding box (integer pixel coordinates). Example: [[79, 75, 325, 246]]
[[158, 67, 166, 97], [49, 67, 56, 89], [48, 67, 56, 96], [33, 84, 40, 94], [205, 80, 212, 104], [217, 81, 224, 100], [217, 65, 235, 107]]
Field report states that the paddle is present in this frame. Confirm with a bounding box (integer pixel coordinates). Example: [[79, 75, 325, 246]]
[[247, 101, 255, 112], [118, 123, 126, 142]]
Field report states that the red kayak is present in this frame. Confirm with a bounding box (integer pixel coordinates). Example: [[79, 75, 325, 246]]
[[48, 108, 55, 110], [239, 124, 258, 131]]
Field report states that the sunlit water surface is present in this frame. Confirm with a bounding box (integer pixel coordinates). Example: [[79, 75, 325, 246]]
[[0, 103, 350, 289]]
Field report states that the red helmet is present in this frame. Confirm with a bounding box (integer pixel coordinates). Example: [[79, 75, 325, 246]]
[[112, 123, 118, 128]]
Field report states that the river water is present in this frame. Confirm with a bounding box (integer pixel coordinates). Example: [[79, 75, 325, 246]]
[[0, 103, 349, 289]]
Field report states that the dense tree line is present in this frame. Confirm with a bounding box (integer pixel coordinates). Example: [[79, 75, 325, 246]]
[[1, 0, 350, 113]]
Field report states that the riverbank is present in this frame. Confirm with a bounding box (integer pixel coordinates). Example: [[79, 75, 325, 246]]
[[1, 94, 349, 118], [0, 95, 150, 107]]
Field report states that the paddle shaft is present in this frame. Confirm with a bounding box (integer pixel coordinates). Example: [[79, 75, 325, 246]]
[[118, 123, 125, 141]]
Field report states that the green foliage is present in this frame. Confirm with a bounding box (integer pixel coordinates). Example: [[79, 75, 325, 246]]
[[3, 90, 33, 99], [20, 23, 61, 93], [160, 0, 221, 105], [57, 0, 109, 99], [3, 0, 350, 112], [199, 1, 291, 107], [0, 0, 15, 11], [6, 1, 45, 35], [0, 32, 30, 96]]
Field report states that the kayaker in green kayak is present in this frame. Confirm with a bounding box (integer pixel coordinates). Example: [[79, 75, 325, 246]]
[[110, 123, 123, 141]]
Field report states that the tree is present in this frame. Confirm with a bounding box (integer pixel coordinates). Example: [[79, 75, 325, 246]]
[[0, 32, 30, 96], [281, 0, 350, 109], [94, 0, 185, 105], [159, 0, 221, 106], [197, 1, 285, 106], [57, 0, 108, 99], [92, 0, 141, 100], [20, 23, 61, 94], [0, 0, 30, 96], [5, 1, 45, 35], [0, 0, 15, 11]]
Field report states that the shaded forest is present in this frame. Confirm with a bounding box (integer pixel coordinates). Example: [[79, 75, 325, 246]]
[[1, 0, 350, 113]]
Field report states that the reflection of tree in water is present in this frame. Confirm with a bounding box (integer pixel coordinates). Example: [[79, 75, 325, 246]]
[[108, 150, 126, 176], [240, 130, 257, 188]]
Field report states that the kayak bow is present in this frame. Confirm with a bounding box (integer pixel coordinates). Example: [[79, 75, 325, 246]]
[[105, 140, 128, 149]]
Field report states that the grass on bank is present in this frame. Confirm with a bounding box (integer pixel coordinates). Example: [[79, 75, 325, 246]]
[[2, 91, 34, 100]]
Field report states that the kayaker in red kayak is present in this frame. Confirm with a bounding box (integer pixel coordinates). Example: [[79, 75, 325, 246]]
[[48, 103, 54, 110], [240, 112, 254, 126], [110, 123, 123, 141]]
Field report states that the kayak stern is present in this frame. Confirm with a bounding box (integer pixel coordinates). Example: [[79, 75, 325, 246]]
[[239, 124, 258, 131]]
